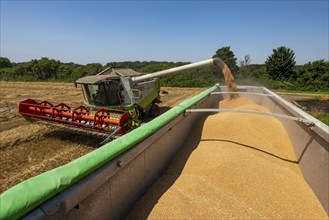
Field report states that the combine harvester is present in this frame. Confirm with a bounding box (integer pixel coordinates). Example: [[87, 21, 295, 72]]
[[18, 58, 236, 142], [0, 58, 328, 219]]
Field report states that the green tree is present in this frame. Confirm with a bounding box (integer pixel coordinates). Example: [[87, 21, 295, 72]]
[[139, 63, 170, 73], [213, 46, 238, 75], [57, 64, 73, 81], [86, 63, 103, 74], [0, 57, 12, 68], [28, 57, 61, 80], [265, 46, 296, 80], [295, 60, 329, 91], [238, 64, 267, 79]]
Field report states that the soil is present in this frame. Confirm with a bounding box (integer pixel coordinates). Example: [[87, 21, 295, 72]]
[[0, 81, 204, 193], [280, 94, 329, 113], [127, 97, 327, 219]]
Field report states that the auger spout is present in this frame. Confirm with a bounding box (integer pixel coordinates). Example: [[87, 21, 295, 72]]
[[131, 59, 214, 82], [132, 58, 239, 99]]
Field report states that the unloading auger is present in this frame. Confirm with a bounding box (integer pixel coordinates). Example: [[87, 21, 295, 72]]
[[18, 58, 238, 139]]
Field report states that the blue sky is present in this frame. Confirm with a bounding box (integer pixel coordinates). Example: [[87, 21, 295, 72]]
[[1, 1, 328, 65]]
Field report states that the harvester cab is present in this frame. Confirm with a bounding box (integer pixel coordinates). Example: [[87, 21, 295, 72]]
[[18, 58, 236, 141], [74, 67, 161, 117]]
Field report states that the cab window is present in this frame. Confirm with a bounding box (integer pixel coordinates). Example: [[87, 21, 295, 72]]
[[81, 81, 121, 106]]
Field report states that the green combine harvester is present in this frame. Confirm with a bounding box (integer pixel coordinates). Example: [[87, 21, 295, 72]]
[[19, 58, 230, 140]]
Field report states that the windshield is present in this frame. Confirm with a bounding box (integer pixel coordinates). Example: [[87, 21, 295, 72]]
[[82, 81, 121, 106]]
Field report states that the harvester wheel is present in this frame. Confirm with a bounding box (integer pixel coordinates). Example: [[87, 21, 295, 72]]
[[150, 104, 160, 118]]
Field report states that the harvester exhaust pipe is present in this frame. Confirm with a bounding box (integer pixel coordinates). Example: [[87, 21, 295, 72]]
[[132, 58, 239, 99]]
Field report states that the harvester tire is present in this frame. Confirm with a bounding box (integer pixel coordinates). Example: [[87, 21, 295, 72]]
[[150, 104, 160, 118]]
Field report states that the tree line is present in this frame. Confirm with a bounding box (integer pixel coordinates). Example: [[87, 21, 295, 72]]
[[237, 47, 328, 92], [0, 46, 328, 92], [0, 56, 223, 88]]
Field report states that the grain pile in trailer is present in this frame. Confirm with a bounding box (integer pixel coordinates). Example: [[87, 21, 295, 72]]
[[127, 97, 327, 219]]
